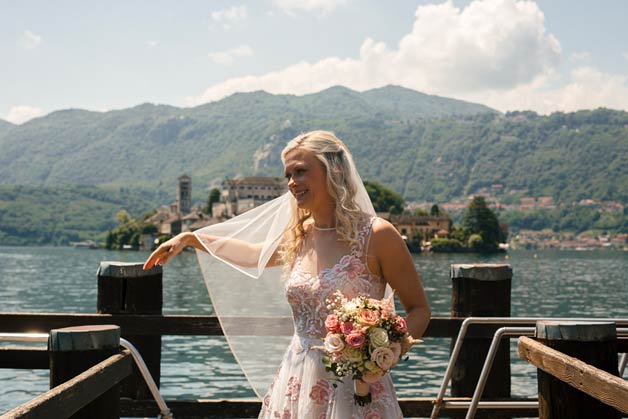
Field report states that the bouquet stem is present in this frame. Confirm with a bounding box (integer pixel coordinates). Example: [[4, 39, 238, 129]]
[[353, 379, 371, 406]]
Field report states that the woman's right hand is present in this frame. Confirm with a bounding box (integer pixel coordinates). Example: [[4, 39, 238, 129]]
[[143, 232, 191, 270]]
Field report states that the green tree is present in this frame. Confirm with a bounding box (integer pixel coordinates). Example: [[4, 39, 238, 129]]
[[364, 180, 404, 214], [430, 204, 441, 216], [204, 188, 221, 216], [463, 196, 501, 251]]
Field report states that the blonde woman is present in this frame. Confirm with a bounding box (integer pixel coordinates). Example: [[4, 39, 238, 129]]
[[144, 130, 430, 418]]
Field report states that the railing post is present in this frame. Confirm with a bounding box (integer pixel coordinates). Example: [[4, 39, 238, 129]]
[[97, 261, 162, 400], [450, 264, 512, 402], [49, 325, 121, 419], [536, 321, 621, 419]]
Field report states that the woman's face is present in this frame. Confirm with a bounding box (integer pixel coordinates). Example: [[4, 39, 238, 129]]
[[284, 149, 333, 213]]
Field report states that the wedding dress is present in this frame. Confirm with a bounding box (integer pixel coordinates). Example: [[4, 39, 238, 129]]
[[258, 216, 404, 419]]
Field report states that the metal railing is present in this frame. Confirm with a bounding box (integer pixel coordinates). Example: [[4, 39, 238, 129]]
[[0, 332, 173, 419], [430, 317, 628, 419]]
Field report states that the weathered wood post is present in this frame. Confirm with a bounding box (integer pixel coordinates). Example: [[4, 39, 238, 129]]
[[451, 264, 512, 400], [536, 321, 621, 419], [97, 261, 163, 399], [49, 324, 121, 419]]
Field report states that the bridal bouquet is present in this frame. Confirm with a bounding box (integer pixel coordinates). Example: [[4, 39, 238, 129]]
[[319, 291, 419, 406]]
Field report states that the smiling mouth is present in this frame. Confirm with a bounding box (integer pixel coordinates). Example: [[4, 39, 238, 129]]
[[293, 190, 307, 200]]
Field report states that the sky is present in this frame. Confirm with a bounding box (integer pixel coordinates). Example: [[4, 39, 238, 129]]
[[2, 0, 628, 124]]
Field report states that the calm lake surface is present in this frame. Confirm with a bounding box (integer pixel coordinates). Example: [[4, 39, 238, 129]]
[[0, 246, 626, 413]]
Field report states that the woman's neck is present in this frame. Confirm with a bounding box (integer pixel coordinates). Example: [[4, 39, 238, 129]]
[[311, 208, 335, 229]]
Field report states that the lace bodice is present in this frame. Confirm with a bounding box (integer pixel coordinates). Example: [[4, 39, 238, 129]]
[[285, 217, 386, 340]]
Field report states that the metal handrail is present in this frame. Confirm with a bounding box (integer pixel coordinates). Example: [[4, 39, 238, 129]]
[[0, 333, 173, 419], [119, 338, 173, 419], [430, 317, 628, 419]]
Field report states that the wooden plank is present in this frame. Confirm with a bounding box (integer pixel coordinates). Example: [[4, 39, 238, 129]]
[[0, 351, 133, 419], [518, 336, 628, 414], [1, 313, 626, 338], [0, 313, 545, 338], [0, 347, 48, 369], [119, 398, 539, 418]]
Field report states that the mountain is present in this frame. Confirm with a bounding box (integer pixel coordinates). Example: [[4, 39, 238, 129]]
[[0, 86, 494, 191], [0, 86, 626, 205], [0, 119, 15, 136]]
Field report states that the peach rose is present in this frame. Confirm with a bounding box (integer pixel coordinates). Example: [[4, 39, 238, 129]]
[[356, 308, 379, 326]]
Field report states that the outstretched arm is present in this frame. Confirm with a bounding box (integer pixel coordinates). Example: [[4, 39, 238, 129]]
[[143, 231, 282, 270], [368, 218, 431, 342]]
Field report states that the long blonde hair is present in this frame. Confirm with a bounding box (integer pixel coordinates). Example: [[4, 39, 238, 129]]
[[279, 130, 363, 270]]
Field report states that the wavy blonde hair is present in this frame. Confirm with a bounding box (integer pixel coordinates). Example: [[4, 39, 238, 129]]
[[279, 130, 363, 271]]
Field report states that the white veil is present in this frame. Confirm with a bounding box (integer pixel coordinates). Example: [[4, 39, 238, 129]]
[[193, 134, 379, 398]]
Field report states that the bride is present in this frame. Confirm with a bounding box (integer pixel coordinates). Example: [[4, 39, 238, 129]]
[[144, 130, 431, 418]]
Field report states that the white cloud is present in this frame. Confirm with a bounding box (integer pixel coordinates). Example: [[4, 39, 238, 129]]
[[623, 52, 628, 61], [187, 0, 628, 113], [208, 45, 254, 65], [274, 0, 350, 14], [569, 51, 590, 63], [5, 105, 44, 124], [146, 40, 159, 47], [20, 30, 42, 49], [210, 6, 247, 29]]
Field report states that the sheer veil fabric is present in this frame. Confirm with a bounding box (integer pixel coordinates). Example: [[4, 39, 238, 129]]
[[193, 147, 386, 398]]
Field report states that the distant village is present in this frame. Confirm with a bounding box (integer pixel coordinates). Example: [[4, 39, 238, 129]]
[[135, 177, 625, 252], [140, 175, 451, 251], [408, 183, 627, 251]]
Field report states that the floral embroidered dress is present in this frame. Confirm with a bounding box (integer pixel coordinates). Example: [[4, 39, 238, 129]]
[[258, 217, 404, 419]]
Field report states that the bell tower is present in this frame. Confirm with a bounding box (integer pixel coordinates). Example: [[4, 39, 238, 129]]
[[178, 174, 191, 214]]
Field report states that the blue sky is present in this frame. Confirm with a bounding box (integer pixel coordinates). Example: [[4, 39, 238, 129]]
[[3, 0, 628, 123]]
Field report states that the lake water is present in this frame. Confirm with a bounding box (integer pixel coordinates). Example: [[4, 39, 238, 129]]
[[0, 246, 626, 414]]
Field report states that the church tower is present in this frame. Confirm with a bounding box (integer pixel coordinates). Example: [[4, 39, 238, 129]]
[[178, 174, 191, 214]]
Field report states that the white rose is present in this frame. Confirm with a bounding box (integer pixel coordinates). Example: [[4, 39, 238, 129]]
[[369, 327, 389, 348], [342, 346, 364, 363], [371, 346, 395, 371], [324, 333, 345, 353]]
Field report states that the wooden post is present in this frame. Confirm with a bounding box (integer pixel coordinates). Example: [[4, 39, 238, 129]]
[[536, 321, 621, 419], [450, 264, 512, 400], [49, 324, 121, 419], [97, 261, 162, 399]]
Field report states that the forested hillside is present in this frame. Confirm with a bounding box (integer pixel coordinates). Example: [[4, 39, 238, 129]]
[[0, 86, 626, 245], [0, 87, 625, 204]]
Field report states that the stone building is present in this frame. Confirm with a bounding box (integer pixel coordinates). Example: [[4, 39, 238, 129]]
[[212, 176, 287, 217], [389, 214, 451, 242]]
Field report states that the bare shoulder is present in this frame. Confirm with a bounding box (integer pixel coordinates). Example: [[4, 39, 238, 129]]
[[367, 217, 408, 269], [370, 217, 404, 246]]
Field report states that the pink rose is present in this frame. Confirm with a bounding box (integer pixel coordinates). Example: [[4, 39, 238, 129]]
[[346, 331, 366, 348], [393, 316, 408, 333], [341, 321, 354, 335], [325, 314, 341, 333], [371, 346, 395, 370], [356, 308, 379, 326], [309, 379, 332, 405]]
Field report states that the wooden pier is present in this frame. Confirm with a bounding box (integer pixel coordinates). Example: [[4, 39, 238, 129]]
[[1, 262, 627, 418]]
